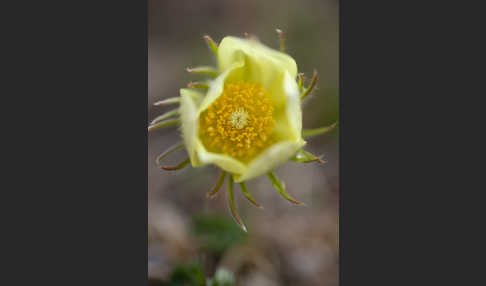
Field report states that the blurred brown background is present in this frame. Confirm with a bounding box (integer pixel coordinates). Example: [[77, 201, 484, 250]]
[[148, 0, 339, 285]]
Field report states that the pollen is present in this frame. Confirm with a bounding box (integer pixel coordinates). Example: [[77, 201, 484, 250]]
[[229, 108, 249, 129], [199, 81, 275, 162]]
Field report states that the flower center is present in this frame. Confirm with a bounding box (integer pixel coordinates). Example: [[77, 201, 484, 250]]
[[199, 81, 275, 162], [229, 108, 249, 129]]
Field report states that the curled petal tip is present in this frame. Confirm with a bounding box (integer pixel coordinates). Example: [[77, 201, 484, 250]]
[[239, 182, 263, 209], [206, 171, 226, 198], [275, 28, 285, 52], [153, 97, 180, 106], [150, 108, 179, 125], [302, 122, 338, 138], [148, 119, 180, 132], [301, 70, 319, 100], [186, 66, 218, 77], [315, 154, 326, 164], [240, 224, 248, 232], [203, 35, 218, 56], [156, 142, 184, 166], [187, 81, 209, 90], [267, 172, 303, 206], [161, 166, 178, 171], [291, 149, 325, 164], [228, 176, 248, 232], [297, 73, 304, 91], [286, 195, 305, 206], [161, 158, 190, 171], [206, 192, 217, 199]]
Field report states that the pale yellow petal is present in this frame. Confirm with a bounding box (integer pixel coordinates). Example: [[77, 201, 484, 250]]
[[197, 60, 244, 114], [179, 88, 203, 166], [282, 71, 303, 140], [233, 140, 306, 183], [194, 139, 247, 174], [217, 36, 298, 90]]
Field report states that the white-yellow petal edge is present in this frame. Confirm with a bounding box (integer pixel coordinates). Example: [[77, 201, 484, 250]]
[[234, 140, 305, 182], [195, 139, 247, 174], [179, 88, 203, 166]]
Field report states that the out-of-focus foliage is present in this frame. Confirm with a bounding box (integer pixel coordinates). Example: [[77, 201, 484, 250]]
[[206, 269, 235, 286], [191, 213, 246, 254], [168, 263, 205, 286], [167, 264, 234, 286]]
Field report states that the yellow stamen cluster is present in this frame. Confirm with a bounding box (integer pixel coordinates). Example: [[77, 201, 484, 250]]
[[200, 81, 275, 162]]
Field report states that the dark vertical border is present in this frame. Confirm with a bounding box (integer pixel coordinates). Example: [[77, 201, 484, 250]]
[[4, 0, 149, 284], [339, 0, 343, 283], [339, 0, 454, 284]]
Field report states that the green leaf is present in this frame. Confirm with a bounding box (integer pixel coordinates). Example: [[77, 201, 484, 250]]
[[148, 118, 180, 132], [239, 182, 263, 209], [206, 170, 226, 198], [227, 176, 247, 232], [191, 213, 246, 254], [291, 149, 325, 164], [267, 172, 304, 205], [207, 268, 235, 286], [168, 263, 205, 286], [150, 108, 179, 125], [302, 122, 338, 138]]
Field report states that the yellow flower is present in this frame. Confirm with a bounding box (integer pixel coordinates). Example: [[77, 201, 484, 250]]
[[150, 31, 337, 231], [181, 36, 305, 182]]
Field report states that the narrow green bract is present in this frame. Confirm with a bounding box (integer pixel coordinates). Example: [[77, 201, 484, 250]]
[[267, 171, 304, 205], [227, 175, 247, 232]]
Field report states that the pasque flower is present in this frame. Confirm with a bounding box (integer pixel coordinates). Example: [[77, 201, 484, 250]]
[[149, 30, 337, 231]]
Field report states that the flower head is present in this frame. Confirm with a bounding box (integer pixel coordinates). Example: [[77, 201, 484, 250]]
[[150, 30, 337, 231]]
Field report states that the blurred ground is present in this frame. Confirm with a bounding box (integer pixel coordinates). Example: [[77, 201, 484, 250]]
[[148, 1, 339, 285]]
